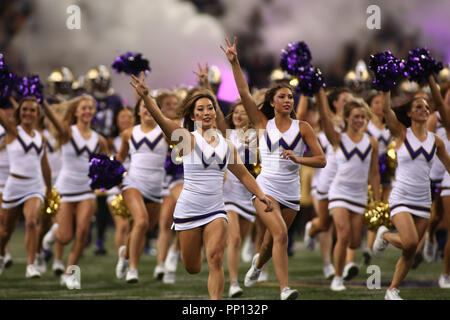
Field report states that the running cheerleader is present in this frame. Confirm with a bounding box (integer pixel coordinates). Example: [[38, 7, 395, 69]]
[[316, 87, 381, 291], [114, 98, 168, 283], [42, 95, 108, 289], [373, 76, 450, 299], [131, 72, 272, 300], [0, 97, 52, 278], [221, 37, 326, 300]]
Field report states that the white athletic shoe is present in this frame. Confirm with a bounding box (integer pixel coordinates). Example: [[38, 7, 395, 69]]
[[162, 271, 176, 284], [280, 287, 298, 300], [323, 263, 335, 280], [0, 256, 4, 275], [153, 263, 165, 280], [25, 264, 41, 279], [64, 273, 81, 290], [244, 254, 262, 287], [385, 288, 403, 300], [4, 251, 13, 268], [257, 269, 268, 282], [423, 232, 437, 263], [115, 246, 129, 280], [229, 282, 244, 298], [43, 223, 58, 251], [330, 276, 346, 291], [60, 274, 69, 286], [52, 260, 65, 276], [34, 253, 47, 274], [343, 262, 359, 281], [304, 221, 316, 251], [438, 274, 450, 288], [126, 268, 139, 283], [373, 226, 389, 258], [241, 236, 255, 263], [164, 245, 180, 273]]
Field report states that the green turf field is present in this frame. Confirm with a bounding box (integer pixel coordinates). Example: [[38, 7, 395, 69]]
[[1, 226, 449, 300]]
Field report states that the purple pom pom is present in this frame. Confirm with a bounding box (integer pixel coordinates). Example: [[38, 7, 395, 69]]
[[16, 74, 44, 103], [112, 52, 151, 76], [0, 54, 18, 107], [369, 51, 406, 92], [88, 153, 127, 190], [280, 41, 312, 76], [404, 48, 443, 84], [293, 65, 326, 97]]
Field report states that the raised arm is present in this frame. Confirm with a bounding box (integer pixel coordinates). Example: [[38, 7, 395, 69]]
[[221, 37, 266, 129], [368, 137, 381, 202], [382, 91, 406, 141], [131, 74, 190, 145], [428, 75, 450, 132], [436, 135, 450, 174], [116, 128, 131, 163], [0, 108, 17, 136], [315, 88, 340, 147], [295, 94, 308, 120], [42, 100, 70, 141]]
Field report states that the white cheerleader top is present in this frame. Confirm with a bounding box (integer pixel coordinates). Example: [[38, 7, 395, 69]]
[[0, 125, 9, 171], [333, 132, 373, 189], [394, 128, 436, 191], [7, 125, 44, 178], [367, 121, 391, 155], [182, 130, 230, 195], [127, 124, 168, 176], [60, 125, 99, 176], [259, 118, 305, 180], [226, 128, 257, 183]]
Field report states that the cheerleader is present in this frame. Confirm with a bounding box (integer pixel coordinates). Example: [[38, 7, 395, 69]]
[[41, 95, 108, 289], [0, 97, 52, 278], [316, 87, 381, 292], [373, 78, 450, 299], [106, 107, 134, 279], [131, 72, 272, 300], [115, 97, 168, 283], [222, 37, 326, 300]]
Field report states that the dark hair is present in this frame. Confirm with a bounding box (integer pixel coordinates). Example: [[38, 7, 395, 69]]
[[14, 97, 41, 125], [260, 83, 296, 119], [327, 87, 352, 114], [393, 96, 429, 128], [134, 97, 161, 124], [179, 89, 219, 132], [365, 90, 382, 107], [116, 106, 135, 127]]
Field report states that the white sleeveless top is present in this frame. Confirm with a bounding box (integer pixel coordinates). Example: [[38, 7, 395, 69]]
[[366, 121, 391, 155], [43, 129, 62, 186], [7, 126, 44, 178], [127, 124, 168, 177], [311, 131, 329, 188], [0, 125, 9, 176], [225, 129, 257, 184]]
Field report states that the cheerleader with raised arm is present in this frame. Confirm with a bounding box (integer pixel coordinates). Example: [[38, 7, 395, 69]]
[[113, 97, 168, 284], [41, 95, 108, 289], [316, 87, 381, 292], [131, 71, 273, 300], [372, 76, 450, 299], [222, 37, 326, 300], [0, 97, 52, 278]]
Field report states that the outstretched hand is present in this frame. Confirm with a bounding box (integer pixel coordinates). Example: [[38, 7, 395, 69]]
[[220, 36, 238, 64], [193, 62, 209, 86], [130, 72, 149, 98]]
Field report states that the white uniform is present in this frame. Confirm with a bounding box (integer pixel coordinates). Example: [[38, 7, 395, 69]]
[[367, 121, 392, 186], [429, 112, 446, 187], [0, 125, 9, 193], [162, 119, 184, 197], [257, 118, 305, 211], [440, 136, 450, 197], [122, 124, 168, 203], [328, 132, 373, 214], [2, 126, 45, 209], [311, 131, 329, 198], [55, 125, 99, 202], [43, 129, 62, 187], [223, 129, 257, 222], [389, 128, 436, 219], [172, 130, 230, 231], [107, 135, 131, 203]]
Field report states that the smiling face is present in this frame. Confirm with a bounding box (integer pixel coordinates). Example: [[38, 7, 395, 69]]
[[116, 108, 134, 132], [75, 98, 96, 124], [19, 100, 39, 126], [138, 101, 155, 124], [407, 98, 430, 123], [271, 87, 294, 115], [232, 104, 249, 129], [370, 94, 384, 117], [191, 97, 216, 130], [345, 106, 367, 132]]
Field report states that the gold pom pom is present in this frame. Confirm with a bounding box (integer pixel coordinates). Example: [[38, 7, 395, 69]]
[[41, 187, 61, 217], [364, 186, 392, 230], [110, 194, 132, 219], [386, 141, 397, 178]]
